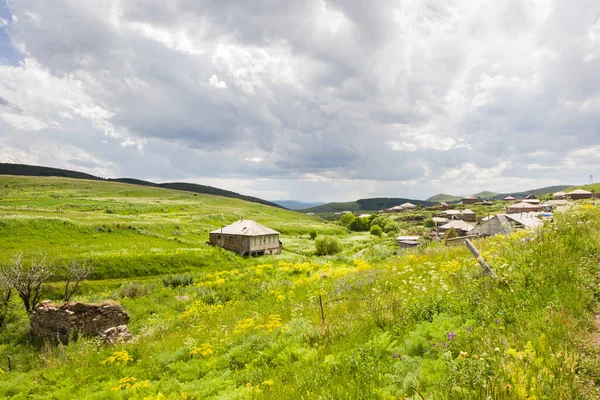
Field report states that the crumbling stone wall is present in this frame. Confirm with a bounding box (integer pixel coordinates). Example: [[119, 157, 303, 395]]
[[30, 300, 130, 342]]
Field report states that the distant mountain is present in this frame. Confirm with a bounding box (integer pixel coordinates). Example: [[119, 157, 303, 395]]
[[301, 197, 435, 213], [273, 200, 325, 210], [425, 193, 461, 202], [0, 163, 285, 209]]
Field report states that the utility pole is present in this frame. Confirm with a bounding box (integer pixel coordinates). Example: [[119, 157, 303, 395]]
[[590, 174, 594, 185]]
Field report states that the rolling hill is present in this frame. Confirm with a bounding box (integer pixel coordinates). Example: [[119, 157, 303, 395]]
[[427, 185, 573, 203], [300, 197, 435, 213], [272, 200, 325, 210], [0, 163, 284, 209]]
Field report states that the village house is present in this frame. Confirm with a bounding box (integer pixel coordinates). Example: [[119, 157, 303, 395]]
[[567, 189, 592, 200], [471, 214, 543, 237], [553, 191, 567, 199], [381, 202, 418, 214], [459, 209, 477, 222], [461, 195, 479, 205], [522, 194, 541, 205], [541, 199, 570, 211], [209, 220, 282, 256], [438, 220, 475, 236], [505, 202, 543, 214], [396, 235, 421, 248], [503, 196, 517, 202]]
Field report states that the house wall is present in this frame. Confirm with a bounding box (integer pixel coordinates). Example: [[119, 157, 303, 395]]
[[472, 218, 509, 237], [460, 214, 477, 222], [210, 233, 281, 255], [569, 193, 592, 200], [462, 198, 478, 204]]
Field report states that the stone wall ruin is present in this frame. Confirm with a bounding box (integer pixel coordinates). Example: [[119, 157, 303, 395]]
[[30, 300, 131, 343]]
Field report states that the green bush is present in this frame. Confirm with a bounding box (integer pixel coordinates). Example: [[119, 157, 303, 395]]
[[309, 230, 317, 240], [370, 225, 383, 237], [423, 218, 435, 228], [315, 236, 343, 256], [444, 227, 458, 239], [162, 274, 194, 288], [339, 213, 356, 227]]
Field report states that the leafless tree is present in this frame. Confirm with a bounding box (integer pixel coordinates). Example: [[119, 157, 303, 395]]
[[0, 253, 53, 314], [0, 281, 12, 328], [63, 260, 93, 302]]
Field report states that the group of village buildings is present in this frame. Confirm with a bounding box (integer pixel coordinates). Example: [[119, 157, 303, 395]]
[[206, 189, 595, 255]]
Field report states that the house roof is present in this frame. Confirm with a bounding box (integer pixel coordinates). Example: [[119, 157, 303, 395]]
[[461, 209, 475, 214], [400, 202, 417, 208], [541, 200, 570, 207], [553, 191, 566, 196], [440, 220, 475, 231], [507, 202, 541, 210], [210, 220, 279, 236], [432, 217, 448, 223], [525, 194, 538, 199], [503, 196, 516, 200], [445, 210, 461, 215], [505, 214, 544, 228], [396, 235, 420, 242], [568, 189, 592, 195]]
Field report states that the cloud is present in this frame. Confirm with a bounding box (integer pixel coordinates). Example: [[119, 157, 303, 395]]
[[0, 0, 599, 201]]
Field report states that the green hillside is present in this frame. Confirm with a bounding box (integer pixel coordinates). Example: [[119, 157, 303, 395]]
[[0, 163, 284, 209], [302, 197, 435, 213], [425, 193, 461, 202], [474, 191, 499, 199], [0, 175, 341, 278], [1, 176, 600, 398], [567, 183, 600, 193]]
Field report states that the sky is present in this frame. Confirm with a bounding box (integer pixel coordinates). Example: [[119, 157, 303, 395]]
[[0, 0, 599, 202]]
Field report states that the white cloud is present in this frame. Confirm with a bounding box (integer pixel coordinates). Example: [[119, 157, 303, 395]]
[[208, 75, 228, 89]]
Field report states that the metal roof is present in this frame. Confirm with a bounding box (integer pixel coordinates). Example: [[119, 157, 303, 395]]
[[440, 220, 475, 231], [568, 189, 592, 195], [210, 220, 279, 236], [461, 209, 475, 214]]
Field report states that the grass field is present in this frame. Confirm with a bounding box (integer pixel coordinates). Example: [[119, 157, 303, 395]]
[[1, 176, 600, 399]]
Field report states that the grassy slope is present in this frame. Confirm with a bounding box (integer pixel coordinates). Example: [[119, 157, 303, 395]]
[[0, 175, 346, 278], [0, 163, 284, 209], [425, 194, 462, 202], [302, 198, 435, 213], [568, 183, 600, 193], [1, 177, 600, 399]]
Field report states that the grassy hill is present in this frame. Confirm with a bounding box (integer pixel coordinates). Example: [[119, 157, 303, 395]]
[[1, 176, 600, 398], [425, 193, 461, 202], [567, 183, 600, 193], [428, 185, 572, 203], [302, 197, 435, 213], [0, 163, 284, 209], [0, 175, 343, 278]]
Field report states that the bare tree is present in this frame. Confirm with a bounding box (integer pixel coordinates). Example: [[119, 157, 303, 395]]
[[0, 281, 12, 328], [63, 260, 93, 302], [0, 253, 53, 314]]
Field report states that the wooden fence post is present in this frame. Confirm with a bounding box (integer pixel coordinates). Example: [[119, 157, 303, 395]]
[[465, 239, 496, 277]]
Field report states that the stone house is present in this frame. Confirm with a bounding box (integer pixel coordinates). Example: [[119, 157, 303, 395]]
[[210, 220, 282, 256]]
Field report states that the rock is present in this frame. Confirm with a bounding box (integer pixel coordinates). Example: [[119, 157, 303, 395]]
[[100, 325, 134, 344], [30, 301, 130, 343]]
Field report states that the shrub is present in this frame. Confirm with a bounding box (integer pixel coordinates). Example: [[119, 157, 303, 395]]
[[315, 236, 343, 256], [120, 282, 147, 299], [339, 213, 357, 227], [383, 220, 400, 233], [370, 225, 383, 237], [423, 219, 435, 228], [162, 274, 194, 288], [444, 227, 459, 240], [309, 230, 317, 240]]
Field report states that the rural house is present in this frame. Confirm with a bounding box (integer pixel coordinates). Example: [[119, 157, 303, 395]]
[[461, 196, 479, 205], [396, 235, 421, 248], [503, 196, 516, 202], [210, 220, 282, 256], [471, 214, 543, 237], [567, 189, 592, 200], [460, 209, 477, 222], [438, 220, 475, 236], [553, 191, 567, 199], [505, 202, 543, 214]]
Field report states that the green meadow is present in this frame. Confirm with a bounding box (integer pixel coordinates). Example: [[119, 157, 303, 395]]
[[1, 176, 600, 399]]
